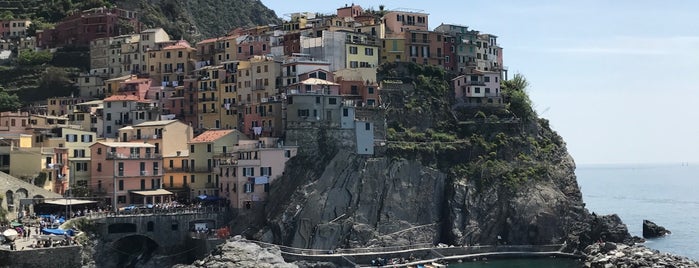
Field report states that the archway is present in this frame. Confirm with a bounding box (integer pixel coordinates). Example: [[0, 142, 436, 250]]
[[111, 234, 160, 268]]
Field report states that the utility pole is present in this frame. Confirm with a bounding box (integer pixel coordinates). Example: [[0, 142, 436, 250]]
[[113, 153, 117, 213]]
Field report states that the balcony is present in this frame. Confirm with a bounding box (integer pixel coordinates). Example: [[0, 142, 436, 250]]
[[164, 167, 190, 172], [203, 182, 217, 189], [253, 84, 266, 90], [106, 152, 163, 160], [198, 97, 218, 102], [191, 167, 213, 173]]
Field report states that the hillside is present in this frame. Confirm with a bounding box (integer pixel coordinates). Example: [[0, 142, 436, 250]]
[[1, 0, 281, 40], [113, 0, 282, 41]]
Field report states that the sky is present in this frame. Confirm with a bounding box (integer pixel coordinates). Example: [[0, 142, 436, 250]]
[[260, 0, 699, 165]]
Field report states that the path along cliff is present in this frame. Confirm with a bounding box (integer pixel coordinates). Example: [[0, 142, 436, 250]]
[[239, 63, 633, 254]]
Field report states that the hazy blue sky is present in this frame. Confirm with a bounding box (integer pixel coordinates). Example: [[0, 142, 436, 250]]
[[261, 0, 699, 164]]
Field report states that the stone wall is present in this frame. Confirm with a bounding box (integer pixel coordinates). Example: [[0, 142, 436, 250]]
[[0, 246, 81, 268], [0, 171, 62, 221]]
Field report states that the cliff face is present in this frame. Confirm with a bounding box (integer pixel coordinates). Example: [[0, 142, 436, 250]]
[[253, 63, 623, 252]]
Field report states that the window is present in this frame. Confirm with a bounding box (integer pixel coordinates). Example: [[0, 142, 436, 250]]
[[97, 163, 102, 172], [484, 76, 490, 82], [297, 109, 309, 117], [368, 87, 375, 94], [118, 180, 124, 191], [350, 61, 358, 68], [244, 183, 254, 193], [349, 46, 358, 54], [364, 48, 374, 55], [190, 145, 194, 153], [343, 108, 349, 117], [328, 98, 337, 105], [285, 150, 291, 158], [242, 167, 254, 177], [97, 148, 102, 155], [260, 167, 272, 176], [207, 144, 212, 152], [191, 175, 195, 183], [365, 122, 371, 130]]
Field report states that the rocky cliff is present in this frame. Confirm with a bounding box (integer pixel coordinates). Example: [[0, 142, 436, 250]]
[[250, 63, 628, 252]]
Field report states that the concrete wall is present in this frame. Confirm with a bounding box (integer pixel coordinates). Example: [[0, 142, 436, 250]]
[[0, 246, 81, 268]]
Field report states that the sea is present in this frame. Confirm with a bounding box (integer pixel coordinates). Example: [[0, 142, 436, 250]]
[[451, 163, 699, 267]]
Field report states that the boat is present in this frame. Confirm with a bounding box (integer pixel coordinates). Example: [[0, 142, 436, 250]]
[[2, 229, 18, 242]]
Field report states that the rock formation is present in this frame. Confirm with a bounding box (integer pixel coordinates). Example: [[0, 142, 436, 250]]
[[173, 236, 297, 268], [643, 220, 671, 238], [246, 64, 630, 253], [584, 242, 698, 268]]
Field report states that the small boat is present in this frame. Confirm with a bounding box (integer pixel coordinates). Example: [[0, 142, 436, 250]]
[[2, 229, 18, 242]]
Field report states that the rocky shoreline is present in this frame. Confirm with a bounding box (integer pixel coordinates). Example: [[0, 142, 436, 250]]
[[584, 242, 699, 268]]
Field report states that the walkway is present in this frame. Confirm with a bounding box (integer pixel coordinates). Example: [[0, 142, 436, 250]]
[[249, 241, 580, 267]]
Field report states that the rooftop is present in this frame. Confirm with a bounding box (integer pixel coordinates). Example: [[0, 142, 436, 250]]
[[133, 120, 179, 127], [94, 142, 156, 148], [103, 95, 140, 102], [190, 129, 235, 143]]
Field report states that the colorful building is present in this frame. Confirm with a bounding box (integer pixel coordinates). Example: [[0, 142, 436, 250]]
[[218, 137, 297, 209], [89, 141, 163, 206], [187, 129, 248, 200], [37, 7, 140, 49]]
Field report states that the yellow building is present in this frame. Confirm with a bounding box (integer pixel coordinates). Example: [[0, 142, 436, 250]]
[[163, 150, 189, 201], [345, 32, 379, 69], [187, 129, 247, 200], [60, 128, 97, 194], [220, 61, 240, 130], [146, 40, 197, 86], [380, 37, 406, 64], [116, 119, 193, 157], [10, 147, 60, 193], [195, 66, 224, 129]]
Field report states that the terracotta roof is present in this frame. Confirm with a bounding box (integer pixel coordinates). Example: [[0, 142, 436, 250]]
[[190, 129, 234, 143], [103, 95, 140, 102], [163, 40, 193, 50], [197, 37, 218, 45]]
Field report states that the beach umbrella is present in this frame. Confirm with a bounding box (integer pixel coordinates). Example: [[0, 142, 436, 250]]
[[9, 221, 22, 227]]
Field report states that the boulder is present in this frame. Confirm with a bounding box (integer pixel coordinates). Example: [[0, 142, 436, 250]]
[[642, 220, 671, 238]]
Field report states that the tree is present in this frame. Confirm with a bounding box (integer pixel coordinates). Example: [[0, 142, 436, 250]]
[[502, 73, 535, 121], [17, 49, 53, 66], [1, 11, 13, 20], [0, 91, 22, 112]]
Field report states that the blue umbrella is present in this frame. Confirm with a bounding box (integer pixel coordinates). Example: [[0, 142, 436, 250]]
[[197, 195, 208, 200]]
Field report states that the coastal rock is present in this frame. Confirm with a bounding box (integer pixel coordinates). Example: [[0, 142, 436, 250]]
[[173, 238, 297, 268], [584, 243, 699, 268], [643, 220, 671, 238]]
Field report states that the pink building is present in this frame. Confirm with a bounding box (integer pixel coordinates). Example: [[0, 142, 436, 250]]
[[382, 10, 429, 38], [117, 78, 152, 100], [0, 111, 31, 134], [337, 4, 363, 18], [89, 141, 165, 207], [217, 137, 297, 209]]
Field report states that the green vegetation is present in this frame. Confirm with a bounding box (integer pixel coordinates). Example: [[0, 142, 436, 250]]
[[0, 89, 22, 112], [379, 62, 565, 192], [17, 49, 53, 66]]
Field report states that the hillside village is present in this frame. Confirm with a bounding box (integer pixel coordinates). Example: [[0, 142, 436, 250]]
[[0, 4, 507, 219]]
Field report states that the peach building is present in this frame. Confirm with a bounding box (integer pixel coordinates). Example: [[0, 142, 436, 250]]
[[89, 142, 163, 207]]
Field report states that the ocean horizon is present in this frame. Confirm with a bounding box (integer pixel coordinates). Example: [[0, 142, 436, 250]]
[[576, 162, 699, 261]]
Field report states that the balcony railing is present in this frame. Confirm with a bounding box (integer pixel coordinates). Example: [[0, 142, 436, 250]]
[[198, 97, 218, 102], [191, 167, 213, 173], [164, 167, 190, 172], [106, 152, 163, 160]]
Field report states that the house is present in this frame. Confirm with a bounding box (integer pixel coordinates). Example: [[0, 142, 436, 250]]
[[218, 137, 297, 209], [61, 128, 96, 193], [381, 9, 429, 38], [102, 94, 161, 138], [116, 119, 192, 157], [146, 39, 196, 85], [452, 70, 503, 105], [89, 141, 163, 206], [10, 146, 67, 194], [187, 129, 248, 200]]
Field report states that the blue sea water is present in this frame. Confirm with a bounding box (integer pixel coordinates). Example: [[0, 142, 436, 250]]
[[576, 163, 699, 261]]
